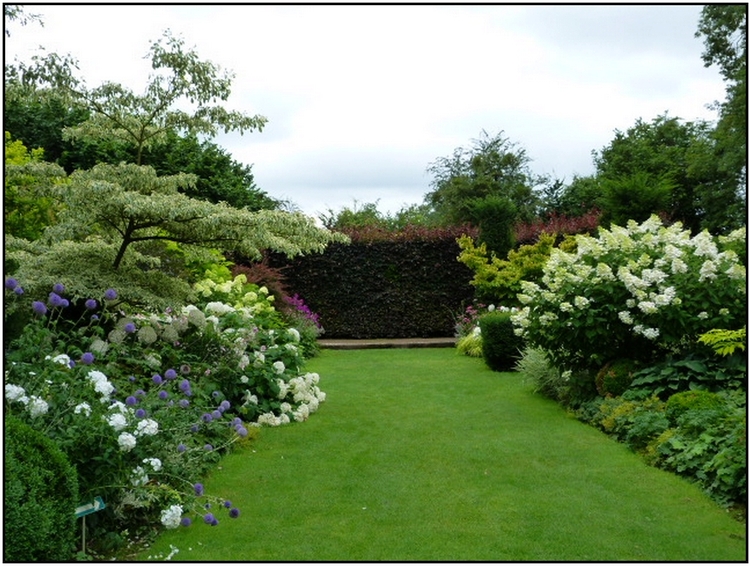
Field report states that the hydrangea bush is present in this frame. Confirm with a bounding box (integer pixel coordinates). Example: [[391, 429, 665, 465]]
[[4, 274, 327, 556], [512, 216, 746, 372]]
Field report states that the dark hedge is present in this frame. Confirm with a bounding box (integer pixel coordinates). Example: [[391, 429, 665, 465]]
[[266, 226, 477, 338]]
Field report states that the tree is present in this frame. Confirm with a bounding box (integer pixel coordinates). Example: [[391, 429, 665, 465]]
[[696, 5, 747, 203], [592, 114, 743, 233], [426, 130, 541, 225]]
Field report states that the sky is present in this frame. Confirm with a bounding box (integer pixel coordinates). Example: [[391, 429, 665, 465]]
[[4, 4, 727, 220]]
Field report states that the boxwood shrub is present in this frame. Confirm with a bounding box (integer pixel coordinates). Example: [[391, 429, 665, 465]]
[[4, 416, 80, 562], [479, 311, 524, 372]]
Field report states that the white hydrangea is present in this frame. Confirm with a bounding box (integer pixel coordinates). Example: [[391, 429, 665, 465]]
[[131, 466, 149, 487], [106, 413, 128, 431], [5, 383, 26, 402], [143, 457, 162, 472], [160, 505, 183, 529], [74, 402, 92, 417], [47, 353, 71, 367], [28, 396, 49, 417], [118, 432, 137, 452], [135, 418, 159, 437], [573, 296, 590, 309], [273, 361, 286, 375], [288, 328, 301, 342], [205, 301, 235, 316], [87, 370, 115, 401], [618, 311, 634, 325]]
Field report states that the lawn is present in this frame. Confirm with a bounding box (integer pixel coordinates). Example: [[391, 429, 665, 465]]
[[136, 348, 746, 561]]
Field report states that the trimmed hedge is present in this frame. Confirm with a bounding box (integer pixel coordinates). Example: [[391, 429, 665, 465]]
[[266, 226, 477, 338], [5, 416, 80, 562], [479, 311, 524, 372]]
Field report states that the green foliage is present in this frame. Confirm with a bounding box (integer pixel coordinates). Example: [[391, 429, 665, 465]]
[[514, 347, 565, 400], [478, 311, 524, 372], [513, 216, 747, 374], [595, 359, 640, 397], [629, 354, 747, 399], [596, 395, 670, 451], [4, 416, 79, 562], [319, 199, 443, 231], [698, 327, 747, 357], [664, 390, 727, 424], [456, 331, 483, 358], [467, 193, 517, 257], [268, 227, 476, 339], [600, 171, 675, 227]]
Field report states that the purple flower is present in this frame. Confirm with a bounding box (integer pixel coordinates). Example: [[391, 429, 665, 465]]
[[165, 368, 177, 380], [179, 379, 191, 393], [128, 375, 136, 382], [90, 315, 99, 321], [60, 299, 69, 308], [13, 286, 23, 295], [158, 390, 169, 400], [32, 301, 47, 316], [190, 424, 200, 433], [123, 322, 136, 333], [232, 417, 243, 426], [236, 426, 248, 438], [177, 443, 187, 453], [204, 444, 213, 451], [178, 399, 190, 409], [104, 288, 118, 300], [68, 360, 76, 368], [135, 389, 146, 398], [152, 374, 163, 385], [81, 352, 95, 365], [203, 513, 215, 525], [125, 396, 138, 406], [135, 408, 147, 419], [180, 517, 192, 527], [4, 278, 18, 290], [201, 413, 213, 423], [219, 400, 231, 412], [85, 299, 98, 310], [223, 500, 232, 508], [211, 518, 219, 526], [48, 292, 64, 307], [52, 283, 65, 294], [212, 391, 221, 399], [229, 508, 240, 519], [211, 410, 222, 420], [194, 483, 204, 496]]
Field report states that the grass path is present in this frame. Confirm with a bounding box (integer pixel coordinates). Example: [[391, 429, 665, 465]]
[[138, 349, 746, 561]]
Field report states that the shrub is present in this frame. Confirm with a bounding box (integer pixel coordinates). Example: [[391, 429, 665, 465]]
[[4, 416, 79, 562], [514, 347, 564, 400], [513, 208, 602, 246], [479, 311, 524, 372], [456, 330, 483, 358], [664, 390, 728, 424], [513, 216, 746, 373], [596, 395, 669, 451], [698, 327, 747, 357], [595, 359, 640, 397]]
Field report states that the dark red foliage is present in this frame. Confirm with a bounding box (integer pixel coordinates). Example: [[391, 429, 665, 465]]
[[230, 260, 290, 310], [514, 209, 602, 245]]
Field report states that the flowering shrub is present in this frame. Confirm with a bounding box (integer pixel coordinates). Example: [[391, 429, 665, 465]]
[[512, 216, 746, 372], [4, 276, 327, 557]]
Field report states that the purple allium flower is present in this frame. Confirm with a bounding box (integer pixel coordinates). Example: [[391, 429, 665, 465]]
[[152, 374, 163, 385], [135, 408, 147, 419], [229, 508, 240, 519], [211, 410, 222, 420], [211, 518, 219, 526], [180, 517, 192, 527], [165, 368, 177, 380], [203, 513, 215, 525], [48, 292, 64, 307], [212, 391, 221, 399], [52, 283, 65, 294], [125, 396, 138, 406], [4, 278, 18, 290], [232, 417, 243, 426], [204, 444, 213, 451], [128, 375, 136, 382], [180, 364, 191, 375], [68, 360, 76, 368], [81, 352, 95, 365], [194, 483, 204, 496], [32, 301, 47, 316], [236, 426, 248, 437], [104, 288, 118, 300], [13, 286, 23, 295], [123, 322, 136, 333], [190, 424, 200, 433], [177, 443, 187, 453], [135, 389, 146, 397], [219, 400, 231, 412], [223, 500, 232, 508], [178, 399, 190, 409], [60, 299, 69, 308], [90, 315, 99, 321], [158, 390, 169, 400], [201, 413, 213, 423], [85, 299, 98, 310], [179, 379, 191, 393]]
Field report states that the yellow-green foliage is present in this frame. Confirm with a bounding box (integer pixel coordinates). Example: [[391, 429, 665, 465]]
[[697, 327, 746, 356], [456, 232, 555, 304], [456, 331, 483, 357]]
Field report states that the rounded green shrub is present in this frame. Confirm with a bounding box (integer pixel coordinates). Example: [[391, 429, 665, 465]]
[[4, 416, 80, 562], [595, 359, 639, 397], [665, 390, 727, 424], [479, 311, 524, 372]]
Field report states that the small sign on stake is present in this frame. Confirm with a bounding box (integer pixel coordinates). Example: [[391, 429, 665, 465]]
[[75, 496, 106, 555]]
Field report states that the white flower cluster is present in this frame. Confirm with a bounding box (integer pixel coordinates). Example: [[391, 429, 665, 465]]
[[87, 370, 115, 402], [5, 384, 49, 417], [160, 504, 183, 529]]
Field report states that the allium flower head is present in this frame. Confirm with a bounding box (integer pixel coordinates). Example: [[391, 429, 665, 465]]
[[13, 286, 23, 295], [81, 352, 95, 365], [85, 299, 98, 310], [135, 408, 147, 419], [52, 283, 65, 294], [104, 288, 118, 300], [165, 368, 177, 380], [48, 292, 64, 307], [194, 483, 204, 496], [32, 301, 48, 316], [124, 322, 136, 334], [4, 277, 18, 290], [229, 508, 240, 519]]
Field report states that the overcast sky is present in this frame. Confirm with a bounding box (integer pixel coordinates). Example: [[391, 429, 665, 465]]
[[5, 4, 726, 220]]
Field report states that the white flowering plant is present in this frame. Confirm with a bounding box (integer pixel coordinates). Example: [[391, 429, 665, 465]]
[[512, 216, 746, 373], [4, 276, 327, 555]]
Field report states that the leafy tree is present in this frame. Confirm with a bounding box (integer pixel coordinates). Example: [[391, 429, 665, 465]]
[[696, 5, 747, 207], [425, 130, 541, 254], [592, 114, 742, 233]]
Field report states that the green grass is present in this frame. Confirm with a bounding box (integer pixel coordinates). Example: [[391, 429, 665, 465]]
[[136, 349, 746, 561]]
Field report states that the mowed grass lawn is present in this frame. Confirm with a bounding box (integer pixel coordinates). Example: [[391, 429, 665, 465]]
[[137, 348, 746, 561]]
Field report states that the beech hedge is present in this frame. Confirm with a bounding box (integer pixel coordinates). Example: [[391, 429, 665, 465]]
[[266, 226, 477, 338]]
